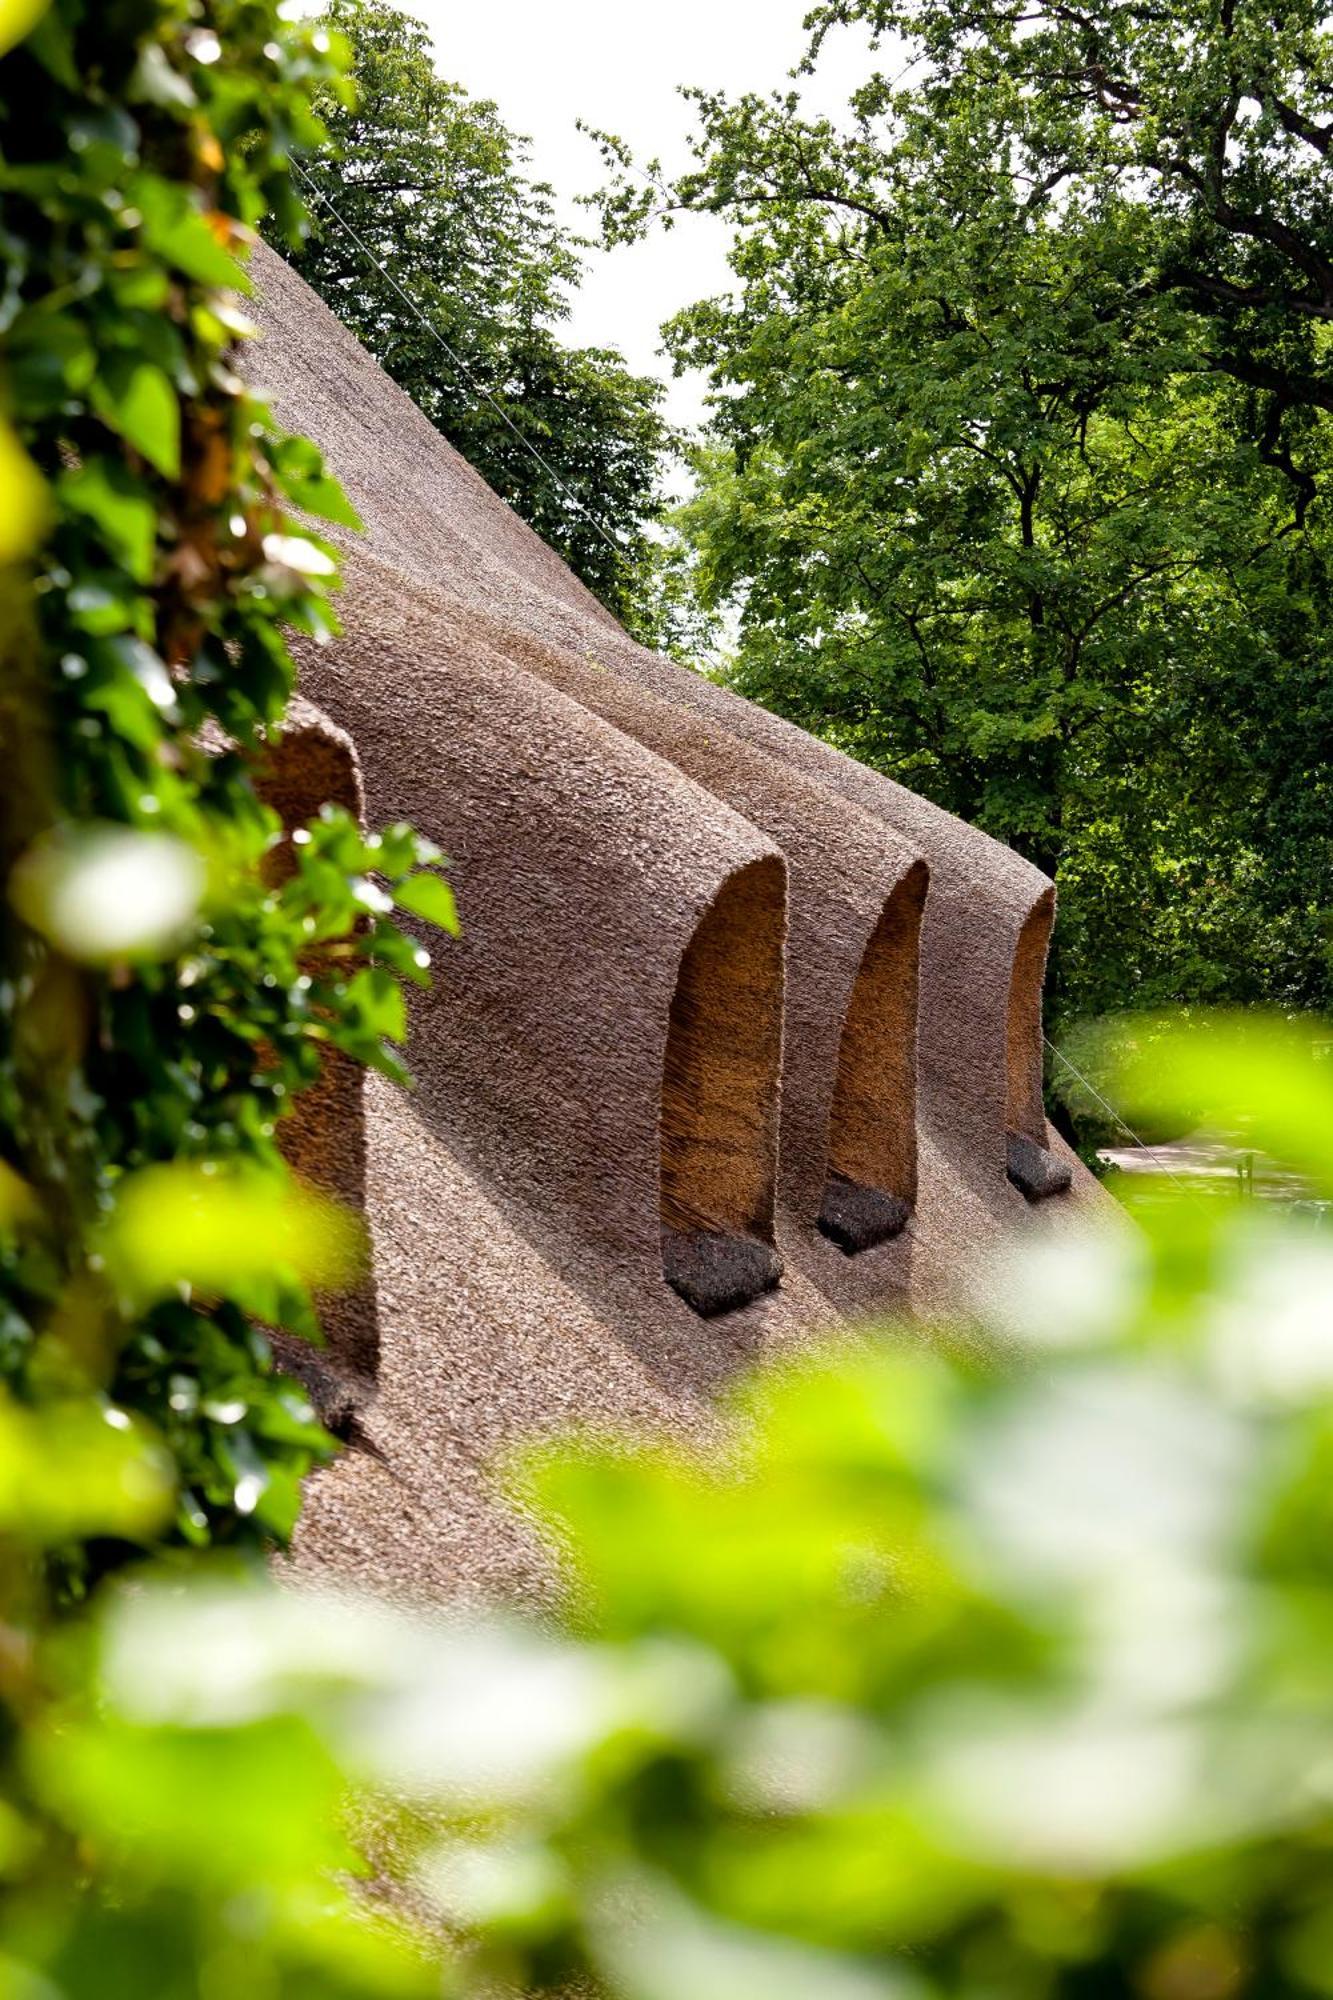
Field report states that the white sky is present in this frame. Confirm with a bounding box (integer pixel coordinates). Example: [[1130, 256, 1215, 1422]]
[[398, 0, 882, 429]]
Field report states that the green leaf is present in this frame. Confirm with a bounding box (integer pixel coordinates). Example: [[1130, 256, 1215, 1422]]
[[100, 1163, 365, 1312], [7, 311, 97, 414], [0, 1396, 173, 1546], [60, 460, 157, 581], [288, 468, 363, 529], [28, 1715, 356, 1889], [136, 179, 249, 291], [14, 0, 71, 80], [93, 359, 181, 479], [0, 0, 47, 53], [396, 872, 459, 935], [346, 965, 409, 1043], [0, 417, 48, 561]]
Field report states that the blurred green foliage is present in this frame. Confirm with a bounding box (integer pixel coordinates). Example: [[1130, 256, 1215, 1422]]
[[4, 1019, 1333, 1998], [0, 1383, 442, 1999], [0, 0, 454, 1570]]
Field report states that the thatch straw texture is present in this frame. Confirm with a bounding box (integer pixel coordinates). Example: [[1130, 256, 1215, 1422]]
[[245, 244, 1111, 1603]]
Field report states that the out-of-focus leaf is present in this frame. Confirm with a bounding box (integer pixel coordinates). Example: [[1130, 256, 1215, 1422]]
[[27, 1714, 356, 1888], [0, 1395, 173, 1545], [136, 179, 248, 290], [100, 1162, 364, 1310], [9, 825, 205, 962], [396, 872, 459, 935], [59, 461, 156, 582], [0, 0, 48, 56], [347, 966, 408, 1043], [589, 1871, 919, 2000], [285, 466, 363, 530], [261, 531, 337, 578], [0, 1160, 41, 1234], [92, 360, 180, 479], [99, 1581, 413, 1726], [1107, 1012, 1333, 1194], [0, 418, 48, 561]]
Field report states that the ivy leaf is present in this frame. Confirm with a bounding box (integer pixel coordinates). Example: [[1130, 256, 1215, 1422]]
[[0, 417, 48, 561], [285, 468, 362, 530], [395, 872, 459, 935], [136, 178, 249, 291], [0, 0, 47, 52], [60, 460, 157, 582], [100, 1163, 364, 1312], [93, 358, 181, 479], [346, 966, 408, 1043]]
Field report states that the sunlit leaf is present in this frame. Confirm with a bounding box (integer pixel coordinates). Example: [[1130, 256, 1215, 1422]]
[[100, 1162, 364, 1310], [27, 1714, 357, 1888], [395, 872, 459, 935], [589, 1871, 918, 2000], [347, 966, 408, 1043], [0, 418, 48, 562], [9, 825, 205, 962], [0, 1395, 173, 1545], [262, 531, 337, 577], [0, 0, 48, 56], [1110, 1012, 1333, 1195]]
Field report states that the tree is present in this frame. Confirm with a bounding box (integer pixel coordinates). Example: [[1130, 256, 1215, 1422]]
[[588, 16, 1333, 1023], [289, 0, 673, 628], [811, 0, 1333, 435]]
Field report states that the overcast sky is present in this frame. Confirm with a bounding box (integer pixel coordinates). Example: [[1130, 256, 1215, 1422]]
[[395, 0, 882, 428]]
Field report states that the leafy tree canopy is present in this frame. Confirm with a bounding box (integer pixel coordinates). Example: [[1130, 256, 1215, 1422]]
[[589, 2, 1333, 1025], [290, 0, 674, 627], [809, 0, 1333, 424]]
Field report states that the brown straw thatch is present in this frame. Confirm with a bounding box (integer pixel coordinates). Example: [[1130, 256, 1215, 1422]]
[[245, 244, 1113, 1604]]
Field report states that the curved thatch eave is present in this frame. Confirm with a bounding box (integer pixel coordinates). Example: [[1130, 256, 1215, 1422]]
[[241, 244, 1115, 1607]]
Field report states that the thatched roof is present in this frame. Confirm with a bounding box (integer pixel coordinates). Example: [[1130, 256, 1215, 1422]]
[[247, 243, 1111, 1605]]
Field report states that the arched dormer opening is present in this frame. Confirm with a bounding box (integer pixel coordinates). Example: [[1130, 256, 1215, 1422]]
[[1005, 888, 1071, 1202], [818, 859, 928, 1254], [661, 857, 786, 1316], [257, 710, 379, 1385]]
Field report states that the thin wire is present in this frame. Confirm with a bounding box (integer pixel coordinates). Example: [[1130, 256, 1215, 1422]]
[[291, 157, 630, 570], [1044, 1036, 1189, 1190]]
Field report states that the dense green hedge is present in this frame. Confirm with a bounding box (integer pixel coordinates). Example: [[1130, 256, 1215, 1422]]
[[0, 0, 452, 1578]]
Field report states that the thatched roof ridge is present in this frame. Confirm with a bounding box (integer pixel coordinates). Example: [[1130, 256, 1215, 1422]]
[[243, 244, 1112, 1604]]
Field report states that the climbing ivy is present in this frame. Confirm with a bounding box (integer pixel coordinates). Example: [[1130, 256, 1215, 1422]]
[[0, 0, 454, 1576]]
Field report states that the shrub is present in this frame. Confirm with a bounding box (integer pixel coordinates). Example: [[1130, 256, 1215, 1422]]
[[5, 1018, 1333, 1997], [0, 0, 453, 1576]]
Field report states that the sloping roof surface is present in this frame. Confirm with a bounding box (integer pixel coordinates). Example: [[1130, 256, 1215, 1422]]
[[248, 243, 1111, 1605]]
